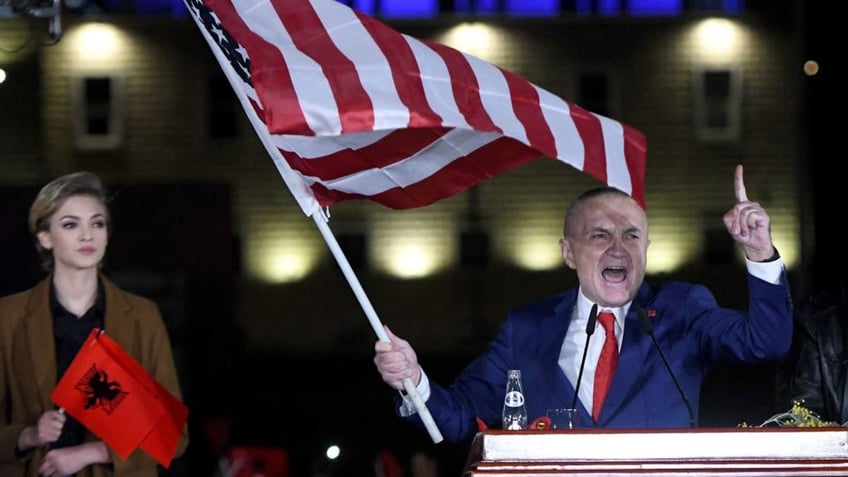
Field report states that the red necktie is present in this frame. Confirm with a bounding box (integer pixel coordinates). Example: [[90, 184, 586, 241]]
[[593, 311, 619, 422]]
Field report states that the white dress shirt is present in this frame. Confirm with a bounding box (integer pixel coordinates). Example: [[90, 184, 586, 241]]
[[560, 293, 626, 417]]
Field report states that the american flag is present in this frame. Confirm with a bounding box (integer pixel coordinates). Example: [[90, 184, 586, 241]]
[[184, 0, 647, 217]]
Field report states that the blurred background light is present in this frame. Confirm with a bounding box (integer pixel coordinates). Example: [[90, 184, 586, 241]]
[[325, 444, 340, 460]]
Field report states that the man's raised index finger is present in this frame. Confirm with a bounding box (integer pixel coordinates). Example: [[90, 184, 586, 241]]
[[734, 164, 748, 203]]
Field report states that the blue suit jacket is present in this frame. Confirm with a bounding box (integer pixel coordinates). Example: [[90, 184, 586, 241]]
[[410, 273, 792, 443]]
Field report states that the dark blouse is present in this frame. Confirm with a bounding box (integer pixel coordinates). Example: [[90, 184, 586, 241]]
[[50, 280, 105, 450]]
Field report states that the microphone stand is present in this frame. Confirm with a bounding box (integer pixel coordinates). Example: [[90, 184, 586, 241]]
[[635, 304, 697, 428], [571, 303, 598, 411]]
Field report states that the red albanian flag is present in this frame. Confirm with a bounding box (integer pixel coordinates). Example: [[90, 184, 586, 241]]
[[51, 329, 187, 468]]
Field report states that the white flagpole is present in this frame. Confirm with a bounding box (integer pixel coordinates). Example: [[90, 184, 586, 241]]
[[186, 1, 442, 444], [312, 210, 444, 444]]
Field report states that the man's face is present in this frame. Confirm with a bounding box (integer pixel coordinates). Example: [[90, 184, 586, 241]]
[[560, 194, 649, 307]]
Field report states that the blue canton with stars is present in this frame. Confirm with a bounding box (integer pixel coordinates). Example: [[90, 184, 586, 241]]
[[184, 0, 252, 86]]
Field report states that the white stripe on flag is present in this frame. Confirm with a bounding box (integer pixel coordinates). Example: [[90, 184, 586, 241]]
[[187, 0, 321, 215], [597, 114, 633, 194], [535, 86, 585, 168], [294, 129, 500, 196], [406, 38, 471, 129], [315, 1, 412, 130], [274, 130, 393, 158], [469, 55, 529, 143], [190, 0, 646, 213], [234, 0, 344, 135]]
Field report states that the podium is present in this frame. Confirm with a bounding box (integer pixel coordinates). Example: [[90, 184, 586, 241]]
[[463, 427, 848, 476]]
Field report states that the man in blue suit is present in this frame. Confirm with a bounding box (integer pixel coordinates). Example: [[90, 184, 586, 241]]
[[373, 164, 792, 443]]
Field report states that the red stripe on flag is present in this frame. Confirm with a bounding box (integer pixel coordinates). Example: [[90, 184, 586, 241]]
[[309, 138, 539, 209], [272, 1, 375, 133], [355, 12, 443, 127], [191, 0, 647, 214], [279, 128, 450, 179], [248, 97, 264, 123], [503, 71, 556, 159], [623, 123, 647, 207], [207, 0, 313, 135], [429, 42, 500, 134], [569, 105, 607, 181]]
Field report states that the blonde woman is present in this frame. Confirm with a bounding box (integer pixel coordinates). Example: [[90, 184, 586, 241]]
[[0, 172, 188, 477]]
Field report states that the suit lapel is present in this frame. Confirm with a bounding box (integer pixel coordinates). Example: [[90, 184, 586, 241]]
[[540, 291, 581, 411], [22, 277, 59, 410], [101, 277, 135, 356]]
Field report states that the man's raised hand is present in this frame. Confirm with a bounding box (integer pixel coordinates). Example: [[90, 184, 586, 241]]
[[723, 164, 775, 262]]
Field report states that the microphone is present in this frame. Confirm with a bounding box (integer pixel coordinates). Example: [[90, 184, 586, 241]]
[[571, 303, 598, 411], [635, 304, 696, 428]]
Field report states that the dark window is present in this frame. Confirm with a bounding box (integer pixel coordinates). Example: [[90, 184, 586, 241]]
[[207, 73, 239, 139], [694, 68, 740, 141], [83, 77, 112, 136], [577, 73, 610, 117], [703, 70, 732, 128], [337, 232, 368, 270], [74, 75, 123, 150], [460, 230, 489, 269], [703, 227, 735, 264]]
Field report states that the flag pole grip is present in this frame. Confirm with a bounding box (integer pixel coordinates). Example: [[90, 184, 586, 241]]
[[312, 212, 444, 444]]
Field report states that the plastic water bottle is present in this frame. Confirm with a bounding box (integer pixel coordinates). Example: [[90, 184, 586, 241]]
[[502, 369, 527, 430]]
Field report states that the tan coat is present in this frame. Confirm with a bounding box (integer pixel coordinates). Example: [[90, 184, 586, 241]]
[[0, 275, 189, 477]]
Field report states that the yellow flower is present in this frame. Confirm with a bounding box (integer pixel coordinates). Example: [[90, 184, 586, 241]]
[[743, 400, 841, 428]]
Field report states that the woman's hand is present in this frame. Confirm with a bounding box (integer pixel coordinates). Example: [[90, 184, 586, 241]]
[[17, 409, 65, 451], [39, 441, 110, 477]]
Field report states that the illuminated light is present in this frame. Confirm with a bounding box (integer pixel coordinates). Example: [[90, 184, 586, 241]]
[[691, 18, 743, 61], [646, 242, 688, 274], [643, 219, 698, 274], [253, 239, 320, 281], [325, 445, 340, 460], [513, 237, 562, 271], [769, 225, 799, 271], [719, 229, 798, 271], [247, 220, 322, 283], [65, 23, 127, 64], [641, 215, 800, 274], [803, 60, 819, 76], [383, 243, 441, 278], [372, 212, 454, 279], [265, 253, 312, 282], [493, 206, 562, 271], [0, 68, 6, 84], [438, 22, 503, 61]]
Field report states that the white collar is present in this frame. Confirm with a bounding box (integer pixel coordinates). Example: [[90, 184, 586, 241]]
[[576, 288, 631, 330]]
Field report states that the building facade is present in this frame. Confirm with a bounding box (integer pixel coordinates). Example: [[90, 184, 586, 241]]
[[0, 6, 810, 474]]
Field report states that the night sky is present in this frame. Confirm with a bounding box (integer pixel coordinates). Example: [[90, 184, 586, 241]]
[[803, 0, 844, 297]]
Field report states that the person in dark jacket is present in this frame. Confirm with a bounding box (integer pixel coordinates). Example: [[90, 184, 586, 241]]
[[777, 290, 848, 425]]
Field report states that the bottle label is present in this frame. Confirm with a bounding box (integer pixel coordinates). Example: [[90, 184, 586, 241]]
[[505, 421, 524, 430], [504, 390, 525, 407]]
